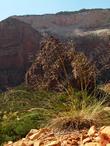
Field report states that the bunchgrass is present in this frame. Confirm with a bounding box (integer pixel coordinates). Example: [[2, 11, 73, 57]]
[[49, 88, 110, 132]]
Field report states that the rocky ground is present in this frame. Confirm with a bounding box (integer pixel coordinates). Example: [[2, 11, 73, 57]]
[[4, 126, 110, 146]]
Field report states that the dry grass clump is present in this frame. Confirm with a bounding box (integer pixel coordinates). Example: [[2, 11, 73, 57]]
[[49, 89, 110, 132], [100, 83, 110, 94], [25, 36, 96, 92]]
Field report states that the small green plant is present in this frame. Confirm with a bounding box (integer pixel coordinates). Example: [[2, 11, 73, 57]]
[[0, 108, 52, 144], [0, 87, 69, 145]]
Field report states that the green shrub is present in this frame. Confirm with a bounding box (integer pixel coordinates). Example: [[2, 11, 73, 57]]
[[0, 108, 52, 144]]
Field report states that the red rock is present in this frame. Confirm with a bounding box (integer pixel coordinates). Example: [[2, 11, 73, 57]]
[[99, 127, 110, 146], [4, 126, 110, 146], [28, 128, 50, 140], [100, 126, 110, 136], [0, 18, 41, 88]]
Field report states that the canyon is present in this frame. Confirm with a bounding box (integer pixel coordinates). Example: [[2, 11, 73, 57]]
[[0, 9, 110, 89]]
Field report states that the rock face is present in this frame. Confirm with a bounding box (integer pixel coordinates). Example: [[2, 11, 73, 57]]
[[0, 18, 41, 89], [13, 9, 110, 38]]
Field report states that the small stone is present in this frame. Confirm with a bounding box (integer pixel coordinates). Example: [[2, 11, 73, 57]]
[[84, 142, 100, 146], [88, 126, 96, 136], [94, 136, 101, 142], [28, 128, 50, 140], [26, 129, 38, 139], [83, 137, 92, 144], [45, 140, 61, 146], [8, 141, 13, 145]]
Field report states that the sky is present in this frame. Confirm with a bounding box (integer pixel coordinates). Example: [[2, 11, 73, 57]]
[[0, 0, 110, 21]]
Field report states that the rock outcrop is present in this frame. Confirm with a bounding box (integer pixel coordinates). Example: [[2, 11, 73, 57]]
[[4, 126, 110, 146], [0, 18, 41, 89]]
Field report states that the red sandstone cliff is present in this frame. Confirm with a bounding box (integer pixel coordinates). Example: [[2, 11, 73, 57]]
[[0, 18, 41, 89]]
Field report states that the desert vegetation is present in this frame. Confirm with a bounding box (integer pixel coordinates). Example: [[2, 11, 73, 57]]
[[26, 36, 97, 92], [0, 85, 110, 145], [0, 36, 110, 146]]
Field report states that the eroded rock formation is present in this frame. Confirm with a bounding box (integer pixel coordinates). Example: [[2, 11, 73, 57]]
[[0, 18, 41, 89]]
